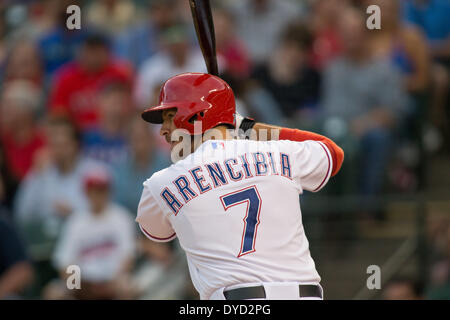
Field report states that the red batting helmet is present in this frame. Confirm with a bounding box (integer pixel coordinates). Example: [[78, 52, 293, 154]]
[[141, 73, 236, 135]]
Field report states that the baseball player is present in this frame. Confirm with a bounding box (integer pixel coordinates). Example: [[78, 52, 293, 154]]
[[136, 72, 344, 300]]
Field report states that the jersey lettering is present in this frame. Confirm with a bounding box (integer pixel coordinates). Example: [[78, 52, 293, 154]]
[[160, 188, 183, 215]]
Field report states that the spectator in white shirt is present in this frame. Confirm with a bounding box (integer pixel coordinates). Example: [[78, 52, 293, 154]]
[[51, 168, 136, 299], [15, 117, 104, 231]]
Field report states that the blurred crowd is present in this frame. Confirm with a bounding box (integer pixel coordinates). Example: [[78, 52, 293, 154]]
[[0, 0, 448, 300]]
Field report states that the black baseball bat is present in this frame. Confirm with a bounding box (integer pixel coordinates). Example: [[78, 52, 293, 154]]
[[189, 0, 219, 76]]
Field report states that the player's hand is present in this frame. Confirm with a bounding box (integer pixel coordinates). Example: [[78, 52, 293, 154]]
[[235, 112, 244, 130], [234, 112, 256, 140], [234, 112, 245, 139]]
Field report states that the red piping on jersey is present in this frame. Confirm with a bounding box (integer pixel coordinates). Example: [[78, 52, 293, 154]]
[[140, 225, 176, 241], [313, 142, 331, 192], [279, 128, 344, 177]]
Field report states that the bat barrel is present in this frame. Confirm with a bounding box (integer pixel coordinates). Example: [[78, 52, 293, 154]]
[[190, 0, 219, 76]]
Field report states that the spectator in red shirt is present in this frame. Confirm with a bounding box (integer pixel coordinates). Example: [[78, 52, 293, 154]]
[[0, 81, 45, 181], [49, 32, 133, 131], [213, 7, 251, 81], [309, 0, 348, 71]]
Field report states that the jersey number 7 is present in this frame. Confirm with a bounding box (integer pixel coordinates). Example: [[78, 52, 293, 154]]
[[220, 185, 262, 258]]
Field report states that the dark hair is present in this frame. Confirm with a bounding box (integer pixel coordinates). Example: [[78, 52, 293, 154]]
[[46, 116, 82, 145], [99, 79, 131, 96], [83, 31, 111, 49], [0, 145, 18, 209], [280, 22, 313, 49], [385, 276, 424, 297]]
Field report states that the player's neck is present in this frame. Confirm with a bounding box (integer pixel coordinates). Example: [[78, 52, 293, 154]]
[[215, 125, 233, 140], [190, 125, 233, 154], [202, 125, 233, 143]]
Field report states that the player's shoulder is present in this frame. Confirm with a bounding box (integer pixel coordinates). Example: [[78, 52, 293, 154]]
[[142, 138, 316, 185], [142, 164, 176, 190], [242, 138, 327, 158], [229, 138, 308, 150], [143, 166, 168, 185], [219, 138, 284, 149], [195, 138, 311, 156]]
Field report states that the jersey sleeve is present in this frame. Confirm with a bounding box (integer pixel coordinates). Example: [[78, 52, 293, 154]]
[[282, 140, 333, 193], [136, 182, 176, 242]]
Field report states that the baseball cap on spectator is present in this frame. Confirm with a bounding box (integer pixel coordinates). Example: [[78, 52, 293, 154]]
[[83, 167, 111, 190]]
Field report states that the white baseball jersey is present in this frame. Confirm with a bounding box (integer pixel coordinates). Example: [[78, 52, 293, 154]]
[[136, 139, 333, 299], [54, 204, 136, 282]]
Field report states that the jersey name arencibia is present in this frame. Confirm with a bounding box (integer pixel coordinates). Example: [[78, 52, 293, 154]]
[[136, 138, 333, 299]]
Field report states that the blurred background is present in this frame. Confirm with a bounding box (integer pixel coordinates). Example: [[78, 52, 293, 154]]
[[0, 0, 449, 300]]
